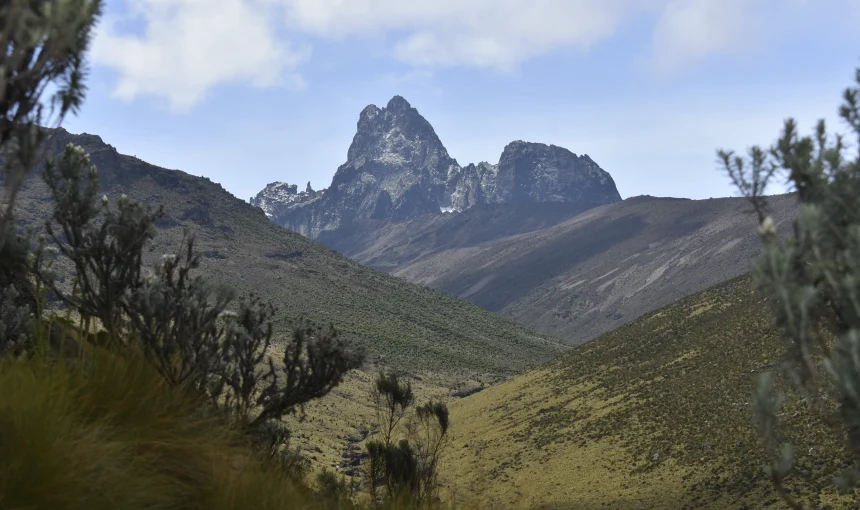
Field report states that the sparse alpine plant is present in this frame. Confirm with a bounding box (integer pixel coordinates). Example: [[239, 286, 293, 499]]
[[0, 0, 103, 234], [4, 134, 365, 474], [366, 371, 449, 507], [720, 66, 860, 509]]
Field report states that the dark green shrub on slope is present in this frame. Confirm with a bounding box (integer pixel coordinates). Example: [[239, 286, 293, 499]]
[[366, 371, 450, 508], [20, 141, 364, 451]]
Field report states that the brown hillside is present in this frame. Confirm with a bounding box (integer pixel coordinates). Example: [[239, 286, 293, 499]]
[[333, 194, 797, 344]]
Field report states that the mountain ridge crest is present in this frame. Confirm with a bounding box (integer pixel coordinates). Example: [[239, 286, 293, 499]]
[[252, 96, 622, 238]]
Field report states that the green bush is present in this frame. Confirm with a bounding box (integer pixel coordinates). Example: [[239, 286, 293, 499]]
[[721, 65, 860, 508], [1, 3, 367, 507], [366, 372, 450, 508]]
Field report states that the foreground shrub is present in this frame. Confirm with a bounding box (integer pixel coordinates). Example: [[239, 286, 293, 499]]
[[1, 80, 364, 509], [0, 0, 102, 226], [721, 65, 860, 508], [13, 142, 364, 458]]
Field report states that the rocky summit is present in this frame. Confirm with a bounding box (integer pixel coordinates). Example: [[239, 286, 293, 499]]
[[251, 96, 621, 238]]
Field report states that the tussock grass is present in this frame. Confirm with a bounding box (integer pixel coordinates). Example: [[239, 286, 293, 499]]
[[0, 347, 320, 510], [0, 345, 479, 509]]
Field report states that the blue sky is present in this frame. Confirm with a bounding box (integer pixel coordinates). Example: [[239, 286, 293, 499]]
[[63, 0, 860, 202]]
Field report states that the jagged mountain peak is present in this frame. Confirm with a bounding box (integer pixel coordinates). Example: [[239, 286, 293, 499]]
[[253, 98, 622, 238], [348, 95, 445, 164], [495, 139, 620, 205], [344, 96, 448, 169], [358, 104, 380, 122], [502, 140, 566, 153], [386, 95, 413, 110], [250, 181, 323, 219]]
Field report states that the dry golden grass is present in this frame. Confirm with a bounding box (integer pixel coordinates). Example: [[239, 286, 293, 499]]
[[0, 342, 479, 509], [0, 346, 324, 510], [266, 340, 459, 478], [440, 369, 705, 509]]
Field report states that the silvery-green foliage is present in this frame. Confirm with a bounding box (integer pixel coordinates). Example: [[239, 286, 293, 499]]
[[0, 0, 102, 229], [720, 67, 860, 508], [754, 371, 796, 499], [124, 235, 234, 391], [32, 140, 364, 456], [39, 143, 162, 334]]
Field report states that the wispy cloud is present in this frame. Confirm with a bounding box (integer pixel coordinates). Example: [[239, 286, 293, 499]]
[[90, 0, 855, 111], [92, 0, 310, 112], [282, 0, 650, 70], [648, 0, 757, 75]]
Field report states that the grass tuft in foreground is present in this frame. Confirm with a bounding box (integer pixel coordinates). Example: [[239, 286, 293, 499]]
[[0, 346, 326, 510]]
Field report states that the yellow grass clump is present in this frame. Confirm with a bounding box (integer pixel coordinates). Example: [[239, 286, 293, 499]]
[[0, 346, 322, 510]]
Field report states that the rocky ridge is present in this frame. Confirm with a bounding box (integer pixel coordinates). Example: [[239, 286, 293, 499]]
[[250, 181, 322, 219], [251, 96, 621, 238]]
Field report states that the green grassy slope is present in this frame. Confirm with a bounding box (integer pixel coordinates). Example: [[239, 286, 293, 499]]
[[13, 129, 564, 382], [442, 275, 855, 509]]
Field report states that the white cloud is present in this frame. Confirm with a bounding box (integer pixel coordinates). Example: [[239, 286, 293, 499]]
[[91, 0, 842, 110], [281, 0, 652, 70], [92, 0, 310, 111], [649, 0, 762, 74], [277, 0, 799, 73]]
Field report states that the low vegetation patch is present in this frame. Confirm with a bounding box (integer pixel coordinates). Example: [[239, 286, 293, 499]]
[[443, 275, 854, 509]]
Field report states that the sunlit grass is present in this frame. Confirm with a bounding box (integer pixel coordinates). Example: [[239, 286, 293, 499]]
[[442, 275, 856, 509]]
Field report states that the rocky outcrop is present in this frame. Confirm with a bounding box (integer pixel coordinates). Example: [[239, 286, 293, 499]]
[[250, 181, 323, 220], [252, 96, 621, 238]]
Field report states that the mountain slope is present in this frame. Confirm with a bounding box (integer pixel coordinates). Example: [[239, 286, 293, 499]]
[[13, 128, 565, 382], [335, 193, 798, 344], [441, 274, 850, 509], [247, 97, 798, 347], [252, 96, 621, 238]]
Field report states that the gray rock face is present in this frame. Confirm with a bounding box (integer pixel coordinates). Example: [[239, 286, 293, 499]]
[[494, 141, 619, 205], [250, 181, 323, 220], [252, 96, 621, 238]]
